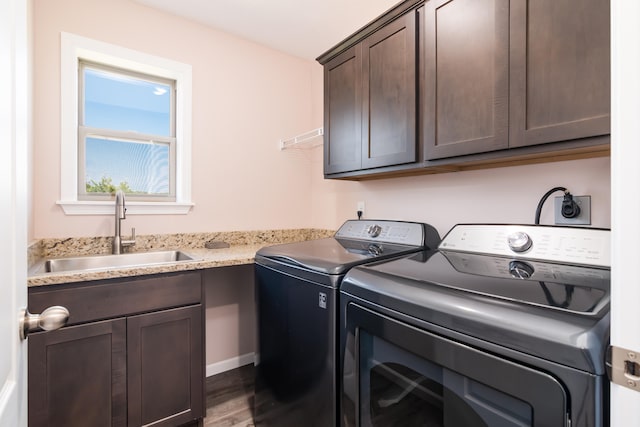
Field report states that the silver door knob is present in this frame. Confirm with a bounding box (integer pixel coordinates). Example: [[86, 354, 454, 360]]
[[19, 305, 69, 340]]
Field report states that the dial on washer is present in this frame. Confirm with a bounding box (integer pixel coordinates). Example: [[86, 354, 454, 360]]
[[367, 224, 382, 238], [508, 231, 532, 253], [509, 260, 535, 279]]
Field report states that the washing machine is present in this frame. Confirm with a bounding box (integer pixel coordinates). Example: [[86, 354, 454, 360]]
[[254, 219, 441, 426], [340, 224, 610, 427]]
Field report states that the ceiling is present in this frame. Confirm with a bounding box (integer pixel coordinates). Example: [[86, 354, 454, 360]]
[[134, 0, 401, 61]]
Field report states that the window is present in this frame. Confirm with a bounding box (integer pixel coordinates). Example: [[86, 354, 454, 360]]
[[79, 61, 176, 201], [59, 33, 193, 215]]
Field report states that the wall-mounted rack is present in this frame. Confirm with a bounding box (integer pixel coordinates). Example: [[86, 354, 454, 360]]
[[279, 127, 324, 150]]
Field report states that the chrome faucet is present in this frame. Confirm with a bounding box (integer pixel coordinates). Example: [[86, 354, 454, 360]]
[[112, 190, 136, 254]]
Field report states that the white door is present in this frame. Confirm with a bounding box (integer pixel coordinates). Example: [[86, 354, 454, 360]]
[[610, 1, 640, 425], [0, 0, 29, 425]]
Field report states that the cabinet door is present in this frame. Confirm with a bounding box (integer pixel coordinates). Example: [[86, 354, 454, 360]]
[[424, 0, 510, 160], [509, 0, 610, 148], [324, 46, 362, 174], [127, 305, 204, 427], [28, 319, 127, 427], [362, 11, 418, 169]]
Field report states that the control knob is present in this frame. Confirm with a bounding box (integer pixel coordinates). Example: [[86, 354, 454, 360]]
[[367, 224, 382, 238], [507, 231, 532, 253], [368, 244, 383, 256], [509, 260, 534, 279]]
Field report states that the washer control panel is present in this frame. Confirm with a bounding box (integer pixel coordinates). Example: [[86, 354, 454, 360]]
[[439, 224, 610, 268], [335, 220, 425, 246]]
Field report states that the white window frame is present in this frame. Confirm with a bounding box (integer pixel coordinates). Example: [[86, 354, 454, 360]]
[[58, 32, 193, 215]]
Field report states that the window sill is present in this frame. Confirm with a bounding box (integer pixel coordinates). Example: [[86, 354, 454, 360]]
[[57, 200, 194, 215]]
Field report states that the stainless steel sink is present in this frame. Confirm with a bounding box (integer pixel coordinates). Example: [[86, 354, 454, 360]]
[[44, 250, 195, 273]]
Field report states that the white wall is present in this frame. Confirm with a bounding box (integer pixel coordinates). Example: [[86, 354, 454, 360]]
[[204, 265, 255, 374], [32, 0, 612, 240], [310, 150, 611, 236], [32, 0, 319, 239]]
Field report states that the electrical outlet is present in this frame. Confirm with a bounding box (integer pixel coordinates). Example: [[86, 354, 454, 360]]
[[554, 195, 591, 225], [357, 201, 365, 217]]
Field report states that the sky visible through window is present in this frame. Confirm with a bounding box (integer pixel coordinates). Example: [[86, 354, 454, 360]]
[[84, 67, 172, 195]]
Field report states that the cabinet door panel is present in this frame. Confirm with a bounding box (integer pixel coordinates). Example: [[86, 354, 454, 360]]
[[362, 11, 417, 169], [28, 319, 127, 427], [509, 0, 610, 147], [424, 0, 509, 160], [28, 271, 202, 327], [127, 305, 204, 427], [324, 46, 362, 174]]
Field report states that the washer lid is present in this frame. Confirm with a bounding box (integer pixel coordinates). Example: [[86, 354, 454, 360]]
[[256, 219, 441, 275], [256, 237, 422, 275], [341, 250, 610, 373], [383, 250, 610, 314]]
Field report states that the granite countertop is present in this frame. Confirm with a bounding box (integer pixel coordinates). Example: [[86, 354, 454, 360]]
[[28, 228, 334, 287]]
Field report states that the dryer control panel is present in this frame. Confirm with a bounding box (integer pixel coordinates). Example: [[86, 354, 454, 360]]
[[335, 220, 426, 247], [439, 224, 610, 268]]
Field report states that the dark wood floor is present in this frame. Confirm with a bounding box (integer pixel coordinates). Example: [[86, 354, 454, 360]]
[[204, 364, 255, 427]]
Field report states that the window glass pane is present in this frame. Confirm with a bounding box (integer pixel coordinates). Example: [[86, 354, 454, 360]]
[[85, 136, 170, 196], [83, 67, 171, 136]]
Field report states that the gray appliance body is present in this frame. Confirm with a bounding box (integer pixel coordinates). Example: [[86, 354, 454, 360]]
[[340, 224, 611, 427], [254, 220, 440, 427]]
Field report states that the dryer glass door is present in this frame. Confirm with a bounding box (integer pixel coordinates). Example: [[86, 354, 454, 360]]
[[342, 303, 569, 427]]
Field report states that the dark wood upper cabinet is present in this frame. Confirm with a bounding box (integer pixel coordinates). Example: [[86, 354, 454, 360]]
[[425, 0, 609, 160], [318, 0, 610, 179], [509, 0, 611, 148], [423, 0, 510, 160], [321, 5, 420, 175], [324, 46, 362, 174], [362, 11, 417, 169]]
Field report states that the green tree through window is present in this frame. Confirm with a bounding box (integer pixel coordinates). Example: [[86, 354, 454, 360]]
[[85, 176, 132, 194]]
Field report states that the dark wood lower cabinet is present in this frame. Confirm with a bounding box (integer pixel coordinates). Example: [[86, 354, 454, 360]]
[[28, 271, 205, 427], [28, 319, 127, 427], [128, 306, 204, 427]]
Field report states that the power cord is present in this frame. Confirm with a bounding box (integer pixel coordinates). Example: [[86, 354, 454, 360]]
[[534, 186, 581, 225]]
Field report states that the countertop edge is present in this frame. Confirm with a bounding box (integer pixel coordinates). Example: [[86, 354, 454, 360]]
[[27, 244, 262, 287], [27, 228, 336, 287]]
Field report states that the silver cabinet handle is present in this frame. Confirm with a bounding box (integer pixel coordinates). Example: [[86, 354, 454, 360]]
[[19, 306, 69, 340]]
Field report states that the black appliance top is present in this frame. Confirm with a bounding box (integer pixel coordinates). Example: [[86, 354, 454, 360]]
[[341, 224, 611, 374], [255, 220, 440, 276]]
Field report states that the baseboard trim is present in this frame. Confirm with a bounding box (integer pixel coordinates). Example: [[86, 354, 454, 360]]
[[206, 353, 255, 377]]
